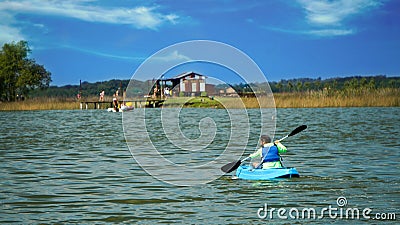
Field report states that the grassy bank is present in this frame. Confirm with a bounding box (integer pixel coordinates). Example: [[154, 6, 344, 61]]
[[1, 88, 398, 111]]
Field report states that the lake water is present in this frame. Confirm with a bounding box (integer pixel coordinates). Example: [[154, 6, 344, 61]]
[[0, 108, 399, 224]]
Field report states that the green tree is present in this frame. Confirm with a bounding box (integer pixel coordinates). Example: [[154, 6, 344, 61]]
[[296, 81, 303, 92], [368, 78, 376, 90], [276, 82, 283, 92], [360, 77, 368, 88], [314, 80, 321, 91], [0, 40, 51, 101], [287, 81, 293, 92], [304, 82, 311, 91]]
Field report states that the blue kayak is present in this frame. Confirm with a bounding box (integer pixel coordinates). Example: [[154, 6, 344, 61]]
[[235, 165, 300, 180]]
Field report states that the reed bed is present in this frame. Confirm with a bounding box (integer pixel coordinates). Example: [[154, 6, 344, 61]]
[[215, 96, 274, 109], [0, 97, 79, 111], [0, 88, 398, 111], [274, 88, 399, 108], [217, 88, 399, 108]]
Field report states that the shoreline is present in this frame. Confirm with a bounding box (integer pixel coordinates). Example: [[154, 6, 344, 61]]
[[1, 103, 398, 111], [1, 89, 398, 111]]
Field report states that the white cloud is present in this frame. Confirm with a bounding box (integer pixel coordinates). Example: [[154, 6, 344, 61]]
[[307, 28, 355, 37], [0, 0, 180, 30], [262, 26, 355, 37], [0, 0, 180, 48], [0, 25, 25, 45], [255, 0, 382, 38], [153, 50, 192, 62], [294, 0, 381, 37], [297, 0, 381, 26], [0, 12, 26, 45], [59, 45, 146, 61]]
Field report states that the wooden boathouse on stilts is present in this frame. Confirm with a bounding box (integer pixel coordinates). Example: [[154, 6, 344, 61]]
[[79, 71, 209, 109]]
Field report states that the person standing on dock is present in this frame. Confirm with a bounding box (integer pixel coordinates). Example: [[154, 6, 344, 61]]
[[153, 85, 158, 98], [99, 90, 105, 101], [112, 94, 119, 112], [164, 87, 170, 98]]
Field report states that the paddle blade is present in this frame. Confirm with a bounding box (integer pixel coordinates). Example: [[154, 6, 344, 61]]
[[221, 160, 241, 173], [288, 125, 307, 137]]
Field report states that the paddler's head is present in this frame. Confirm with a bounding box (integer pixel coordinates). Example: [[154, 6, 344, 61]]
[[260, 135, 271, 145]]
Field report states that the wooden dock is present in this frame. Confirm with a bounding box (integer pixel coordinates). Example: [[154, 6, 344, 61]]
[[80, 99, 165, 110]]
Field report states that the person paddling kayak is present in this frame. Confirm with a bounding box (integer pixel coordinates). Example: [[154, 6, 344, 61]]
[[249, 135, 287, 169]]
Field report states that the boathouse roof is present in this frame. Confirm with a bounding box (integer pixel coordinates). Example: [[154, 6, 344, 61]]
[[163, 71, 206, 81]]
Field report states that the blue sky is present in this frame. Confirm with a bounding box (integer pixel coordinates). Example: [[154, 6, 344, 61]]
[[1, 0, 399, 86]]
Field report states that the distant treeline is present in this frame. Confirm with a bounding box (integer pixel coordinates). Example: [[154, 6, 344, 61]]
[[31, 79, 130, 98], [258, 75, 399, 93], [30, 75, 399, 98]]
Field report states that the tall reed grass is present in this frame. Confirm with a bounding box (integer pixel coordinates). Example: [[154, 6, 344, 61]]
[[0, 97, 79, 111], [274, 88, 399, 108], [0, 88, 398, 111], [217, 88, 399, 108]]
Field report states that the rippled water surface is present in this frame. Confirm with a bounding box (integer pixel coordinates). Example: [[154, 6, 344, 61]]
[[1, 108, 399, 224]]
